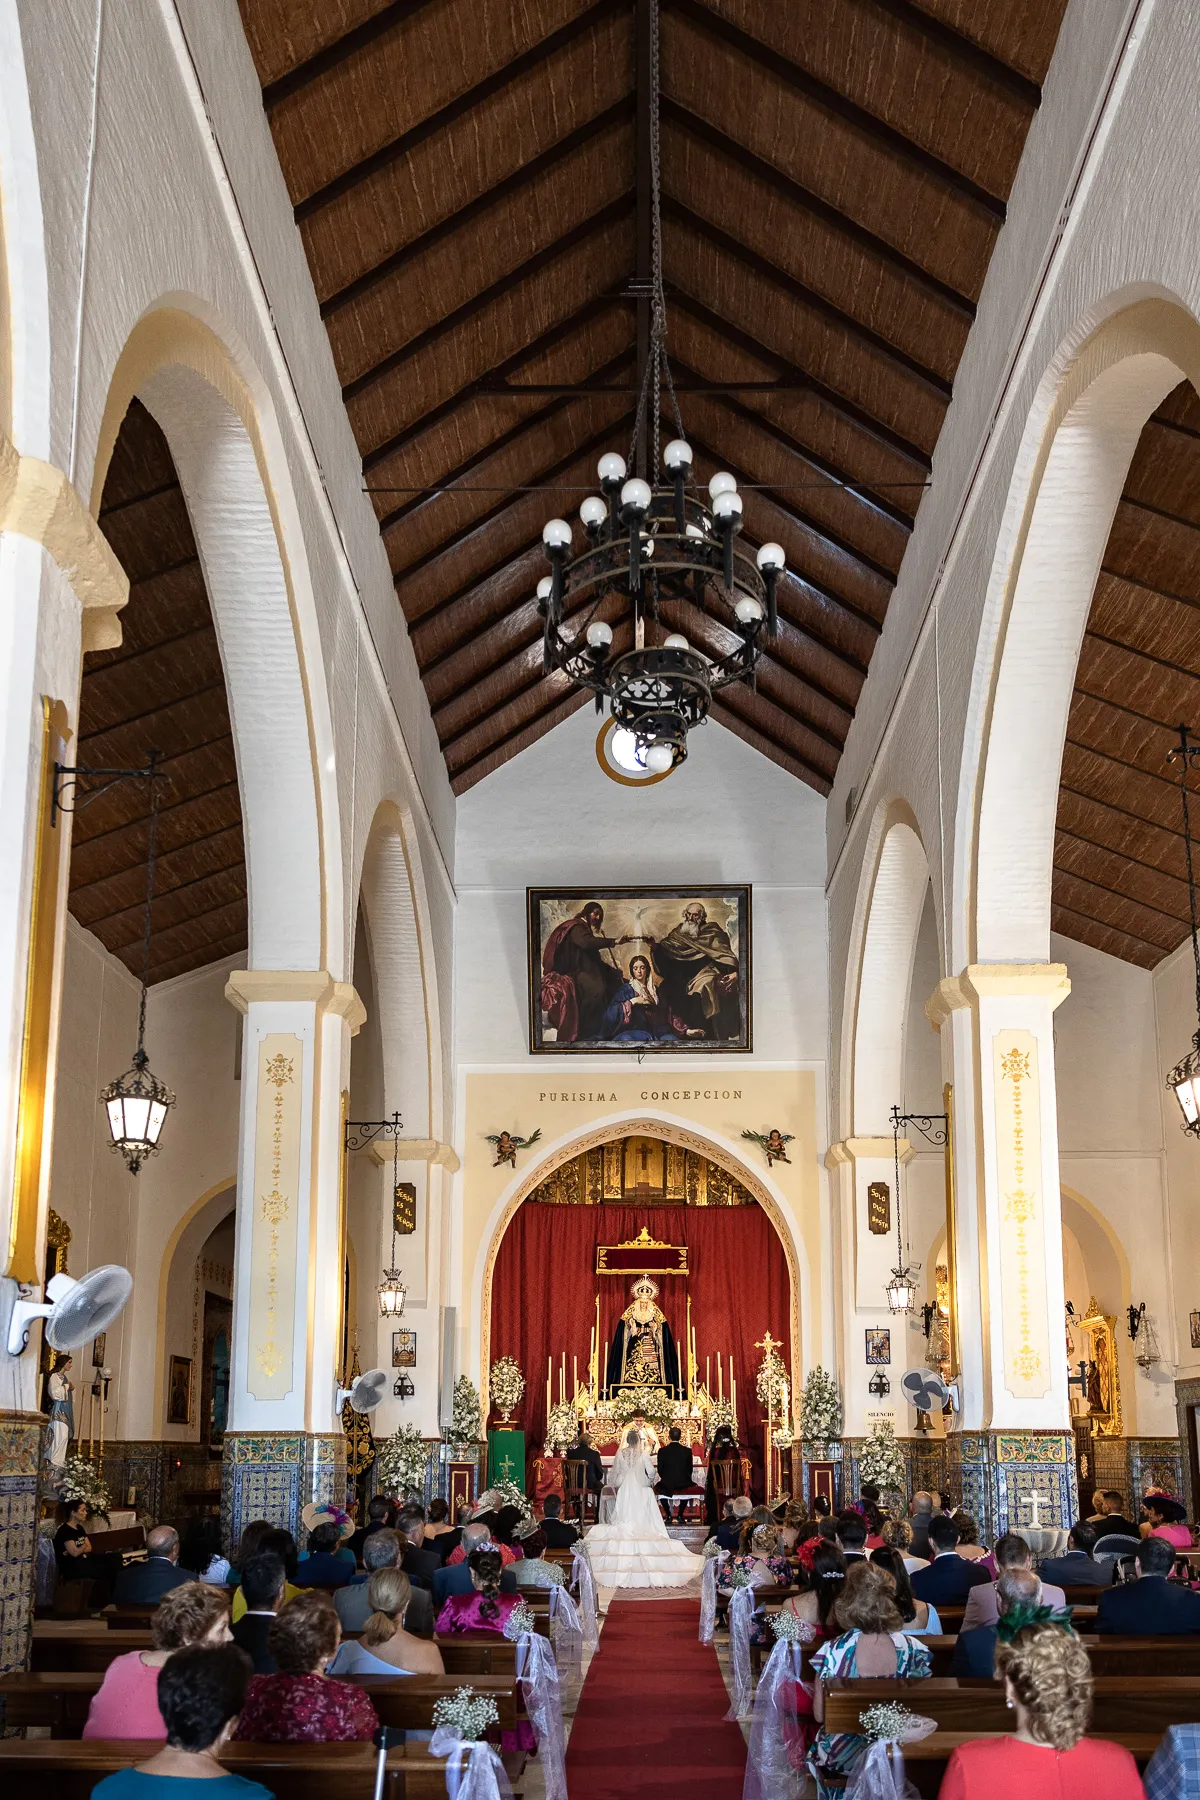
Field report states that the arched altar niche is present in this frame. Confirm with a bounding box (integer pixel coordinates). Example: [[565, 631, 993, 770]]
[[484, 1124, 799, 1475]]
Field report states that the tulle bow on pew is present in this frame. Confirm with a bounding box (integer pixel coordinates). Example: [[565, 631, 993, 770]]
[[429, 1701, 514, 1800], [572, 1546, 599, 1650], [724, 1580, 757, 1719], [513, 1627, 568, 1800], [548, 1582, 584, 1681], [699, 1546, 727, 1643], [844, 1706, 939, 1800], [742, 1621, 813, 1800]]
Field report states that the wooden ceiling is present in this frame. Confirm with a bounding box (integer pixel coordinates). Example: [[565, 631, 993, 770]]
[[1052, 381, 1200, 972], [238, 0, 1066, 793], [70, 401, 247, 984]]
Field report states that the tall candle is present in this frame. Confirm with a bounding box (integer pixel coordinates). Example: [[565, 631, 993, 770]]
[[573, 1355, 578, 1397], [718, 1358, 723, 1402], [706, 1356, 711, 1396]]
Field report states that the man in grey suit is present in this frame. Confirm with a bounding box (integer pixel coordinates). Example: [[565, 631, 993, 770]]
[[1037, 1521, 1114, 1589], [432, 1523, 517, 1608], [335, 1529, 435, 1637]]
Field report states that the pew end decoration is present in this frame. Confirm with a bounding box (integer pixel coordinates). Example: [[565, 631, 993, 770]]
[[431, 1687, 500, 1741], [850, 1703, 939, 1800]]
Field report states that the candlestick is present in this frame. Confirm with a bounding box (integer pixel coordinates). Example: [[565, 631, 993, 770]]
[[573, 1355, 579, 1397], [560, 1353, 566, 1404], [706, 1355, 711, 1397]]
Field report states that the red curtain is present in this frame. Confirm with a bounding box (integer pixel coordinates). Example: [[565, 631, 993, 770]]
[[490, 1203, 792, 1454]]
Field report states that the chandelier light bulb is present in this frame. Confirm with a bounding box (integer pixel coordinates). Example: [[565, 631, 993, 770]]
[[708, 470, 738, 500], [641, 534, 655, 556], [756, 541, 786, 571], [609, 727, 646, 773], [645, 743, 675, 774], [620, 477, 652, 513], [536, 575, 553, 600], [586, 620, 613, 647], [684, 522, 705, 539], [664, 439, 693, 471], [663, 633, 689, 650], [542, 518, 572, 549], [734, 595, 763, 624], [579, 495, 608, 528], [597, 452, 627, 484], [712, 489, 743, 521]]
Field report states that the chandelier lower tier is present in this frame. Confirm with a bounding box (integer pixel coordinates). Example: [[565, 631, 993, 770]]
[[539, 447, 785, 774]]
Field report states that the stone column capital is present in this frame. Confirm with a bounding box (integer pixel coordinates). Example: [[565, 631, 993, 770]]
[[361, 1136, 461, 1173], [824, 1136, 913, 1170], [926, 963, 1071, 1030], [224, 969, 366, 1034]]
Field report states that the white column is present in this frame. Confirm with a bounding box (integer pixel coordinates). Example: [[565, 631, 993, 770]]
[[929, 965, 1072, 1431], [825, 1134, 914, 1436], [224, 971, 364, 1435]]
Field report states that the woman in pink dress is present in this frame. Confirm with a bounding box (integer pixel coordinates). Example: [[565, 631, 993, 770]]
[[1141, 1493, 1193, 1548], [83, 1582, 232, 1738], [435, 1550, 535, 1754]]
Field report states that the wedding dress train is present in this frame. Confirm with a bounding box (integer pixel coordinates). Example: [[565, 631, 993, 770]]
[[583, 1442, 705, 1589]]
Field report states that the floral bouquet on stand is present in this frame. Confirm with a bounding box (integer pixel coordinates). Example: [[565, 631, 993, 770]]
[[450, 1376, 483, 1458], [705, 1400, 737, 1444], [376, 1423, 432, 1501], [612, 1386, 675, 1431], [488, 1356, 525, 1424], [544, 1400, 580, 1453], [856, 1420, 906, 1502], [489, 1477, 532, 1520], [799, 1365, 842, 1458], [60, 1454, 111, 1522]]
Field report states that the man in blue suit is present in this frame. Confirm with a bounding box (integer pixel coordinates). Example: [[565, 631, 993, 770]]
[[432, 1523, 517, 1608], [910, 1514, 991, 1606], [1038, 1521, 1114, 1589], [1096, 1535, 1200, 1634], [112, 1525, 196, 1605]]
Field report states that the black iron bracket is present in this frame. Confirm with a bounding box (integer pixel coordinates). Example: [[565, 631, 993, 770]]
[[345, 1110, 405, 1153], [890, 1106, 949, 1148], [52, 749, 167, 826]]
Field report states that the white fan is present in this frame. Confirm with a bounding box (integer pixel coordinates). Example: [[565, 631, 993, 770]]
[[336, 1368, 388, 1413], [901, 1366, 959, 1413], [6, 1265, 133, 1356]]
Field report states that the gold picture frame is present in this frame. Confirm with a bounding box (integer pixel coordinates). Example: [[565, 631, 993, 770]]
[[1078, 1297, 1121, 1437], [167, 1355, 193, 1426]]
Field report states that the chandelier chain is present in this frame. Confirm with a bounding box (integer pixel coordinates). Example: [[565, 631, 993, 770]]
[[628, 0, 684, 478], [1177, 724, 1200, 1026], [135, 750, 164, 1057]]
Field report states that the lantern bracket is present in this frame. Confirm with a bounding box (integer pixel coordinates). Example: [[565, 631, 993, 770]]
[[52, 751, 167, 826]]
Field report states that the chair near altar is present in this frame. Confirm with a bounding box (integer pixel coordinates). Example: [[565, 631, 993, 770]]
[[564, 1459, 599, 1525], [711, 1457, 741, 1509]]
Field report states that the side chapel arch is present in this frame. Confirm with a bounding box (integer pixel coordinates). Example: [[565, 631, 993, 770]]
[[847, 801, 935, 1137]]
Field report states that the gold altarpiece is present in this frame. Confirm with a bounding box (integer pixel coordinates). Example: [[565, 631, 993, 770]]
[[529, 1133, 755, 1207]]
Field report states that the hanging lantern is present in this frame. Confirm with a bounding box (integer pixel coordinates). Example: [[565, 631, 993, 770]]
[[884, 1264, 920, 1315], [377, 1114, 407, 1318], [884, 1106, 921, 1314]]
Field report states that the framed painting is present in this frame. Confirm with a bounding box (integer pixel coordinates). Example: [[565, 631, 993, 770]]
[[392, 1330, 417, 1369], [167, 1355, 192, 1425], [865, 1328, 891, 1366], [528, 886, 751, 1053], [1192, 1312, 1200, 1351]]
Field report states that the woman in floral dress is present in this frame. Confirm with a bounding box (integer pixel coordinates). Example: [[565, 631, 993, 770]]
[[716, 1522, 793, 1644], [808, 1561, 932, 1797]]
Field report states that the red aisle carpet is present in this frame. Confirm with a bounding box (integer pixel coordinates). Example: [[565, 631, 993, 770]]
[[565, 1598, 747, 1800]]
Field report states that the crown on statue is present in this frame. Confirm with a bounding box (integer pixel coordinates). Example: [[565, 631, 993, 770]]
[[631, 1275, 659, 1300]]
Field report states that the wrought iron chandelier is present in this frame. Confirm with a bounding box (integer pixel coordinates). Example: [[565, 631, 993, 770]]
[[1166, 723, 1200, 1134], [537, 0, 785, 775], [99, 753, 175, 1173]]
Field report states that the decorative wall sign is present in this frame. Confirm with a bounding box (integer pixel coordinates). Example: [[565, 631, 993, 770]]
[[993, 1030, 1051, 1399], [392, 1330, 417, 1369], [248, 1034, 303, 1400], [393, 1183, 417, 1234], [528, 886, 751, 1053], [865, 1328, 891, 1366], [167, 1355, 193, 1425], [867, 1182, 891, 1234]]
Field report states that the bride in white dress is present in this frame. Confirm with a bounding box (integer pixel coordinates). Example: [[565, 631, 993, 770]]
[[584, 1429, 705, 1589]]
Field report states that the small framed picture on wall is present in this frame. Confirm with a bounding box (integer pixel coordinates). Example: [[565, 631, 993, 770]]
[[1191, 1312, 1200, 1351], [392, 1330, 417, 1369], [865, 1328, 891, 1366], [167, 1355, 193, 1425]]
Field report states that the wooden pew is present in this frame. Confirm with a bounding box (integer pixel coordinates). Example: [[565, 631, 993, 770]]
[[935, 1603, 1098, 1632], [825, 1675, 1200, 1736], [801, 1633, 1200, 1681], [0, 1739, 448, 1800], [435, 1635, 518, 1676], [30, 1626, 538, 1675]]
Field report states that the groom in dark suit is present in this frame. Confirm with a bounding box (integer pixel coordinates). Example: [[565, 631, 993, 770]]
[[656, 1427, 695, 1524]]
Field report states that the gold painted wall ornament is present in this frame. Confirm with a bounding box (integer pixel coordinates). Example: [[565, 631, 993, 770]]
[[867, 1182, 891, 1235], [248, 1034, 302, 1398], [528, 1132, 754, 1205], [993, 1029, 1051, 1398], [1078, 1297, 1122, 1436]]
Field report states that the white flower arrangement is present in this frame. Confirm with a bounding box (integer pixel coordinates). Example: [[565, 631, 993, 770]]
[[544, 1400, 581, 1453], [756, 1344, 789, 1409], [859, 1701, 924, 1742], [60, 1455, 111, 1517], [799, 1365, 842, 1451], [502, 1600, 537, 1640], [705, 1400, 737, 1444], [376, 1423, 432, 1499], [488, 1476, 532, 1519], [450, 1376, 482, 1455], [431, 1686, 500, 1741], [488, 1356, 525, 1418], [726, 1567, 755, 1589], [771, 1607, 810, 1642], [612, 1386, 675, 1429], [856, 1420, 906, 1496]]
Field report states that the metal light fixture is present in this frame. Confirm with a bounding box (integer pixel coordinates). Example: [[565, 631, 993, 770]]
[[377, 1115, 407, 1320], [393, 1370, 415, 1401], [884, 1106, 922, 1314], [537, 0, 784, 772], [1167, 725, 1200, 1133], [99, 755, 174, 1172], [868, 1369, 891, 1398]]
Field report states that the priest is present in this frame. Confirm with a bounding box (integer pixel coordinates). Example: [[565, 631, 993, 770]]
[[605, 1276, 680, 1395]]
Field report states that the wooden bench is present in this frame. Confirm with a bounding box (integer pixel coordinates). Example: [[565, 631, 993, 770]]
[[0, 1739, 448, 1800], [31, 1626, 539, 1675], [801, 1633, 1200, 1680], [935, 1604, 1098, 1632], [825, 1675, 1200, 1736]]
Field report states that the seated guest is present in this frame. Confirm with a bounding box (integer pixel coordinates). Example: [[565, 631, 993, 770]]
[[910, 1514, 990, 1605], [446, 1515, 518, 1567], [328, 1569, 444, 1676], [347, 1494, 391, 1564], [52, 1496, 118, 1603], [1038, 1521, 1113, 1589], [716, 1496, 753, 1552], [513, 1515, 548, 1557], [230, 1552, 286, 1674], [565, 1428, 605, 1494], [836, 1511, 868, 1562], [1096, 1533, 1200, 1633], [718, 1522, 792, 1644], [962, 1533, 1065, 1630], [235, 1589, 377, 1742], [1086, 1488, 1111, 1527], [180, 1518, 230, 1586], [539, 1495, 579, 1549], [91, 1643, 269, 1800], [114, 1525, 198, 1605], [84, 1581, 232, 1739], [808, 1561, 932, 1788], [232, 1529, 298, 1622], [395, 1507, 441, 1588], [778, 1500, 807, 1554], [511, 1543, 565, 1588], [1145, 1723, 1200, 1798], [1099, 1489, 1140, 1538], [812, 1495, 831, 1520], [435, 1546, 526, 1636], [863, 1505, 885, 1551], [939, 1615, 1144, 1797], [869, 1546, 941, 1635], [336, 1529, 435, 1636], [226, 1521, 271, 1595], [1141, 1492, 1194, 1548], [491, 1504, 528, 1560], [423, 1496, 454, 1552], [952, 1512, 988, 1562], [881, 1516, 927, 1574], [907, 1492, 935, 1560], [292, 1520, 354, 1589], [780, 1542, 847, 1640], [433, 1523, 518, 1606], [952, 1566, 1040, 1676]]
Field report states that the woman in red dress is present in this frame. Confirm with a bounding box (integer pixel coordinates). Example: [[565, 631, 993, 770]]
[[938, 1616, 1143, 1798], [234, 1590, 377, 1743]]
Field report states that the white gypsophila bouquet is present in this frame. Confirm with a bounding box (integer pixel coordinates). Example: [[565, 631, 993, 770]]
[[544, 1401, 581, 1453], [502, 1600, 537, 1640], [450, 1376, 482, 1454], [859, 1702, 925, 1741], [376, 1423, 432, 1499], [856, 1420, 906, 1496], [431, 1686, 500, 1741], [488, 1476, 532, 1519], [771, 1607, 811, 1642], [705, 1400, 737, 1444], [727, 1567, 755, 1589], [488, 1356, 525, 1417], [60, 1454, 111, 1517], [612, 1386, 675, 1429], [799, 1365, 842, 1450]]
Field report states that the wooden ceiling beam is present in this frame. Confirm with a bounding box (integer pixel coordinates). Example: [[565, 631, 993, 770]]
[[447, 680, 588, 784], [1099, 562, 1200, 617], [1063, 734, 1181, 792], [709, 696, 832, 792], [77, 678, 229, 745], [1074, 680, 1196, 739], [1053, 853, 1189, 928], [70, 778, 240, 850], [343, 195, 634, 404], [664, 198, 953, 402], [1059, 779, 1187, 842], [670, 290, 931, 471], [149, 934, 248, 986], [322, 97, 636, 318], [85, 857, 248, 938], [69, 821, 245, 899], [392, 412, 635, 593], [1055, 822, 1189, 894], [867, 0, 1042, 108], [661, 98, 975, 322], [295, 0, 625, 219], [666, 0, 1006, 221], [377, 349, 635, 536], [361, 295, 626, 474], [413, 539, 545, 665], [97, 475, 181, 520], [1084, 625, 1200, 682], [262, 0, 440, 111], [88, 622, 224, 676], [1050, 876, 1180, 949], [126, 553, 201, 589], [1050, 903, 1162, 965], [437, 615, 635, 757], [1120, 493, 1200, 535]]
